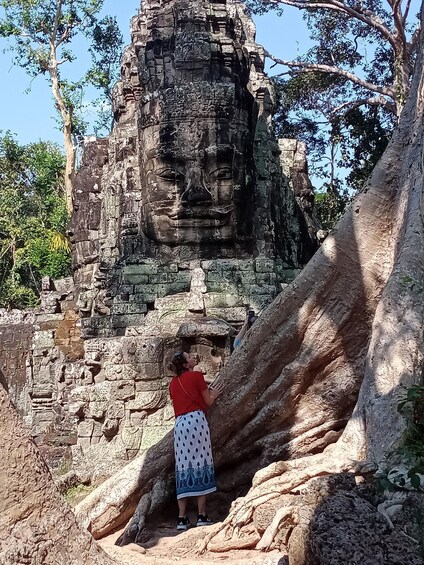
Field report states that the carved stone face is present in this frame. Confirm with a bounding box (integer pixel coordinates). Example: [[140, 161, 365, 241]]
[[139, 92, 254, 246]]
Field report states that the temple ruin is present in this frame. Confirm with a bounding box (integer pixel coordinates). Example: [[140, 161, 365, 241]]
[[0, 0, 319, 478]]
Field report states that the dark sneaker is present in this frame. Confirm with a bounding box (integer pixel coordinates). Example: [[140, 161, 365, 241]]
[[177, 516, 191, 530], [197, 514, 213, 526]]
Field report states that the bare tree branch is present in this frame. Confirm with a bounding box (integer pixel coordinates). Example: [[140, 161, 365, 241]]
[[266, 51, 396, 99], [403, 0, 413, 26], [262, 0, 398, 49], [408, 25, 422, 54], [331, 96, 397, 116]]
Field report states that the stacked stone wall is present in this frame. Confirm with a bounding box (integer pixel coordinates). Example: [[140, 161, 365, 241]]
[[83, 258, 301, 337], [0, 311, 35, 416]]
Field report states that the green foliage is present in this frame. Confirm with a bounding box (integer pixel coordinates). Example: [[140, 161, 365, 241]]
[[84, 15, 123, 135], [0, 132, 71, 309], [272, 72, 395, 200], [397, 385, 424, 468], [315, 184, 351, 231], [64, 483, 95, 506], [246, 0, 416, 223], [0, 0, 124, 139], [375, 385, 424, 494]]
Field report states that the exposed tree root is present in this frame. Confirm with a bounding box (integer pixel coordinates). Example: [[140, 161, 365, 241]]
[[191, 449, 355, 555]]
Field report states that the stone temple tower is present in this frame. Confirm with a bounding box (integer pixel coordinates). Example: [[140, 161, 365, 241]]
[[70, 0, 317, 339]]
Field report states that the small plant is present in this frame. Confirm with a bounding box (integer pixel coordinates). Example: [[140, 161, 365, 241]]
[[397, 385, 424, 458], [64, 484, 95, 506], [56, 456, 72, 477], [375, 385, 424, 493]]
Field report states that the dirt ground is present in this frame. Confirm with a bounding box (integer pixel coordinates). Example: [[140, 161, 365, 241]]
[[99, 521, 288, 565]]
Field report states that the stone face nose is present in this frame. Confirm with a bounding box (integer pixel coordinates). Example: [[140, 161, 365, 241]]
[[182, 185, 212, 204], [181, 167, 213, 204]]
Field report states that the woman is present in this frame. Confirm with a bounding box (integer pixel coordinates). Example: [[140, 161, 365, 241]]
[[169, 351, 223, 530]]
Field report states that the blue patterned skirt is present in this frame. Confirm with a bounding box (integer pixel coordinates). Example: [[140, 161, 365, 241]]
[[174, 410, 217, 500]]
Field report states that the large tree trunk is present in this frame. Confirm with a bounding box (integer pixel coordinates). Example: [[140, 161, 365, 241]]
[[0, 383, 119, 564], [76, 4, 424, 552]]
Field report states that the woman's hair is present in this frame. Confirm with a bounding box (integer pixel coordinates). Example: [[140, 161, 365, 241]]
[[172, 351, 187, 376]]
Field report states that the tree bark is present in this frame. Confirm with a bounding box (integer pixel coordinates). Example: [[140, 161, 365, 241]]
[[0, 384, 118, 564], [50, 0, 75, 214], [50, 57, 75, 215], [76, 2, 424, 550]]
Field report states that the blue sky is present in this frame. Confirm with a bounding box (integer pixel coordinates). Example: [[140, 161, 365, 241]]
[[0, 1, 310, 146]]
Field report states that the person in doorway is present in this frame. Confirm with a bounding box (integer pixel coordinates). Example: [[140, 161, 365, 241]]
[[169, 351, 224, 530], [233, 309, 257, 349]]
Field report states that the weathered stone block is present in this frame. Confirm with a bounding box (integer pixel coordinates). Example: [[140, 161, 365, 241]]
[[255, 258, 275, 273], [112, 302, 147, 315], [33, 330, 55, 350], [203, 293, 243, 309], [237, 260, 255, 271], [248, 284, 277, 296], [105, 363, 138, 381], [78, 420, 94, 437], [205, 307, 247, 322], [31, 384, 54, 398], [129, 294, 148, 303], [122, 336, 164, 363], [136, 362, 162, 381], [177, 318, 232, 338], [155, 293, 189, 311], [121, 425, 143, 450], [112, 381, 135, 401], [70, 381, 112, 403], [123, 263, 158, 278], [130, 411, 148, 426], [102, 418, 119, 438], [149, 273, 168, 284], [106, 401, 125, 419], [203, 260, 239, 272], [112, 314, 145, 329], [69, 401, 85, 417], [77, 437, 91, 451], [87, 401, 107, 420], [174, 271, 191, 283], [92, 420, 103, 437], [255, 273, 271, 284], [136, 379, 167, 392], [126, 390, 166, 411], [239, 272, 257, 284]]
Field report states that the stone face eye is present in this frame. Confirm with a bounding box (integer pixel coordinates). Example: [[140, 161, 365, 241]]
[[210, 167, 232, 180], [156, 169, 184, 182]]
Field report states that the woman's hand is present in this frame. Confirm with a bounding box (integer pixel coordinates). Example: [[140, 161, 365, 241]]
[[202, 381, 224, 406], [209, 381, 224, 400]]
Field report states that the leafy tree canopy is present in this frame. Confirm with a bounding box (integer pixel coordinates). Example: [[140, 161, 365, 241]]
[[244, 0, 418, 227], [0, 132, 71, 309], [0, 0, 124, 211]]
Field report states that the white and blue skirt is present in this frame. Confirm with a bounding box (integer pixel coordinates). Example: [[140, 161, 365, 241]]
[[174, 410, 217, 500]]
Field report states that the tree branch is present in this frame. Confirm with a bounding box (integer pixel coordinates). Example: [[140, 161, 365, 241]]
[[408, 25, 422, 55], [262, 0, 398, 50], [331, 96, 397, 116], [387, 0, 407, 47], [51, 0, 63, 46], [402, 0, 413, 26], [266, 51, 396, 99]]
